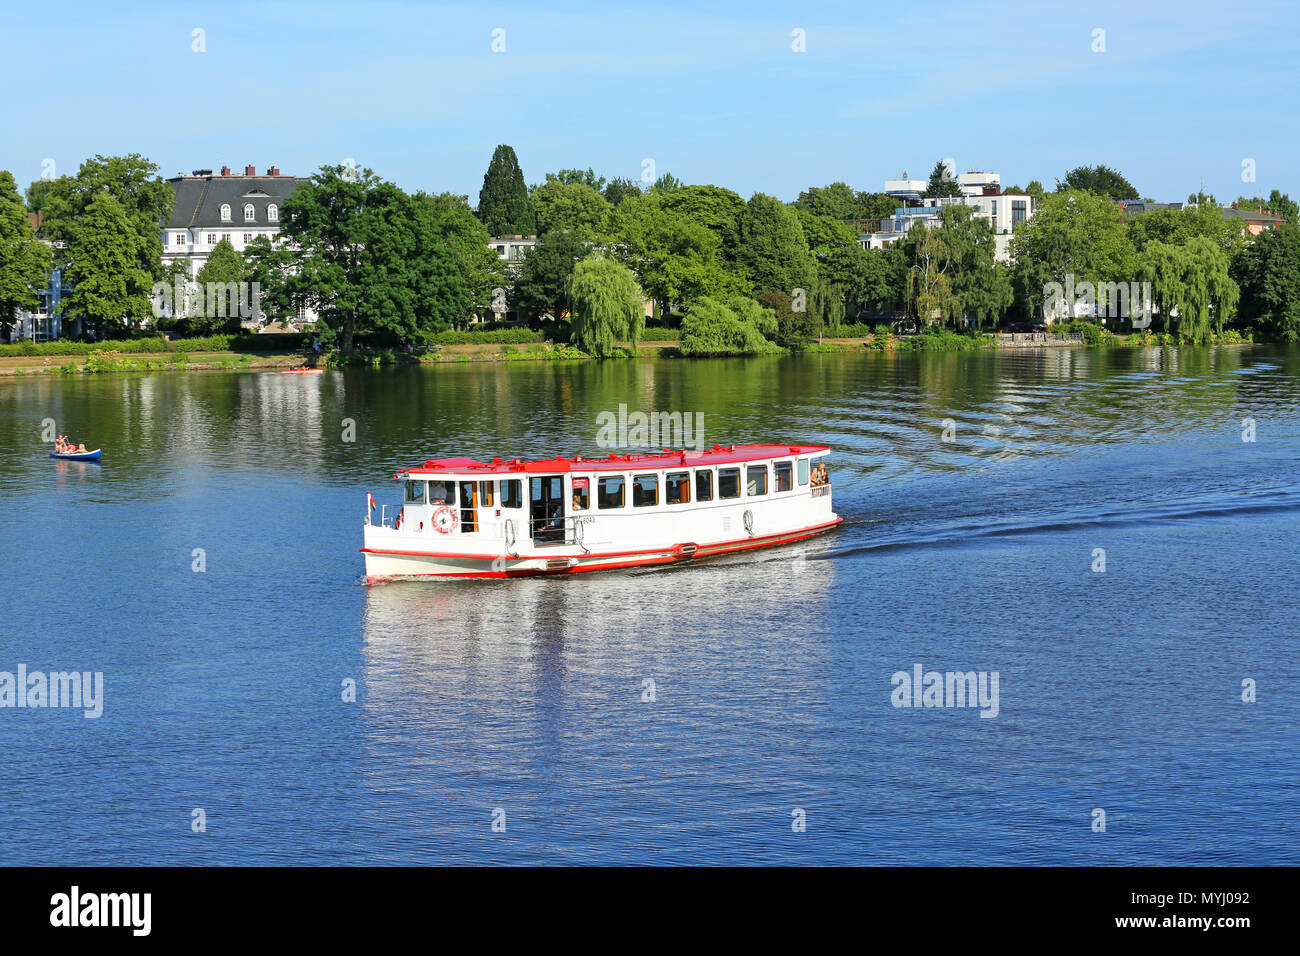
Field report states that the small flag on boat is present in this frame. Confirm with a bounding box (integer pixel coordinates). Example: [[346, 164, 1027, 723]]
[[367, 492, 375, 512]]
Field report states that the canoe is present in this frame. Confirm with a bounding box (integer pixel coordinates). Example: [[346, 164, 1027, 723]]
[[280, 368, 324, 375], [50, 449, 102, 461]]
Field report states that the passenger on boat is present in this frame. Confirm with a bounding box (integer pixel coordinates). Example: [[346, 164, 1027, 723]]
[[428, 481, 447, 505], [811, 462, 828, 486], [572, 495, 584, 510]]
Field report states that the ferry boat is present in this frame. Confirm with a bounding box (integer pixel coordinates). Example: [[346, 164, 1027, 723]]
[[361, 444, 840, 581]]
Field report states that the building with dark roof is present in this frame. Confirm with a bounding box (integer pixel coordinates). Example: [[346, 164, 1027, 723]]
[[163, 164, 308, 278]]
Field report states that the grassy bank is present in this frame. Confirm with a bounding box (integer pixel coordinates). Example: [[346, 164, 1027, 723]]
[[0, 327, 1261, 377]]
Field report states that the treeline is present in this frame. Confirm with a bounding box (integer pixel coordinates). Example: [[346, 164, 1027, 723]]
[[3, 149, 1299, 357]]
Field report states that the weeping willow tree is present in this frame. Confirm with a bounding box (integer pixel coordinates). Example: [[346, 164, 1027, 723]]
[[567, 255, 645, 357], [810, 279, 845, 336], [1141, 238, 1239, 342], [905, 224, 957, 326]]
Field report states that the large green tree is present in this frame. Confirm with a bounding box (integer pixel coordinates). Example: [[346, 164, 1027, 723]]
[[0, 170, 53, 339], [567, 256, 644, 356], [40, 154, 173, 284], [735, 193, 815, 297], [1010, 190, 1136, 320], [413, 192, 503, 328], [1138, 237, 1238, 341], [512, 229, 588, 324], [1231, 227, 1300, 339], [249, 164, 446, 351], [531, 177, 611, 239], [477, 145, 535, 236], [1057, 165, 1138, 201], [936, 204, 1012, 327], [62, 193, 155, 335]]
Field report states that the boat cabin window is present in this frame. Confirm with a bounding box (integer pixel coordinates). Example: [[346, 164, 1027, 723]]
[[718, 467, 741, 499], [598, 476, 625, 508], [775, 460, 793, 492], [695, 469, 713, 502], [404, 480, 427, 504], [632, 474, 658, 507], [811, 460, 830, 486], [666, 471, 690, 505], [572, 477, 590, 511], [500, 479, 522, 509], [479, 481, 494, 506], [747, 464, 768, 496], [427, 480, 456, 506], [797, 458, 810, 486]]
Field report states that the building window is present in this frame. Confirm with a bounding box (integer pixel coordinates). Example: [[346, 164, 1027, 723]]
[[206, 234, 217, 244], [244, 204, 255, 222], [598, 476, 625, 509], [267, 204, 278, 222], [174, 234, 186, 245], [220, 204, 231, 222], [1012, 200, 1028, 227], [243, 234, 252, 244]]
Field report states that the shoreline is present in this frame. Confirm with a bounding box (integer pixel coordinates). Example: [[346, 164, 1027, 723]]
[[0, 334, 1262, 378]]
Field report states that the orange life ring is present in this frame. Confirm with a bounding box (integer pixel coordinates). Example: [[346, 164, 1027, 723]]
[[432, 506, 459, 534]]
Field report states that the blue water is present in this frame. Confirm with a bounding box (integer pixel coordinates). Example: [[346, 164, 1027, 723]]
[[1, 346, 1297, 864]]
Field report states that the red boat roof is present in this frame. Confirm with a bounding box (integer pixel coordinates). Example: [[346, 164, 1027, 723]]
[[398, 444, 832, 477]]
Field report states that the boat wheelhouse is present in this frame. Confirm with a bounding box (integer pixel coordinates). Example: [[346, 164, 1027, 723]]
[[361, 444, 840, 581]]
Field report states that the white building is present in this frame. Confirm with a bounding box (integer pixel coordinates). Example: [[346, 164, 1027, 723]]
[[858, 170, 1033, 263]]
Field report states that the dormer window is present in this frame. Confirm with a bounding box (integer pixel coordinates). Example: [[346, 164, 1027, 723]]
[[220, 203, 231, 222], [244, 204, 255, 222], [267, 204, 278, 222]]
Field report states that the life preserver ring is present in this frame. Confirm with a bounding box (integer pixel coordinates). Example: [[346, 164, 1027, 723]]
[[432, 506, 459, 534]]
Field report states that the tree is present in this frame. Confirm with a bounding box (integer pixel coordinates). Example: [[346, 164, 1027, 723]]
[[658, 184, 746, 262], [924, 160, 961, 198], [937, 204, 1012, 327], [567, 256, 644, 356], [477, 145, 535, 235], [1128, 201, 1244, 256], [1057, 165, 1138, 201], [412, 192, 504, 329], [735, 193, 815, 298], [62, 193, 154, 335], [1139, 238, 1237, 341], [531, 177, 611, 239], [0, 170, 53, 339], [650, 172, 683, 193], [549, 168, 606, 191], [610, 193, 742, 320], [24, 179, 56, 216], [603, 177, 641, 207], [188, 238, 248, 334], [39, 154, 173, 285], [1010, 190, 1136, 320], [757, 288, 817, 347], [679, 296, 779, 355], [1233, 190, 1299, 226], [512, 229, 587, 324], [253, 164, 442, 352], [1232, 227, 1300, 339], [904, 224, 957, 326], [793, 182, 860, 220]]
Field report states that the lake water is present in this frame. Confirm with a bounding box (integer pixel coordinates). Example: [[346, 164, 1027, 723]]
[[1, 346, 1297, 865]]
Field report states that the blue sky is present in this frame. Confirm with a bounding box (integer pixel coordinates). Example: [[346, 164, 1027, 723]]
[[3, 0, 1297, 204]]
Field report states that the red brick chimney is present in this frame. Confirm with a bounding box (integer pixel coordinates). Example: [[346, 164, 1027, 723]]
[[220, 165, 231, 177], [268, 165, 280, 177], [244, 164, 256, 176]]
